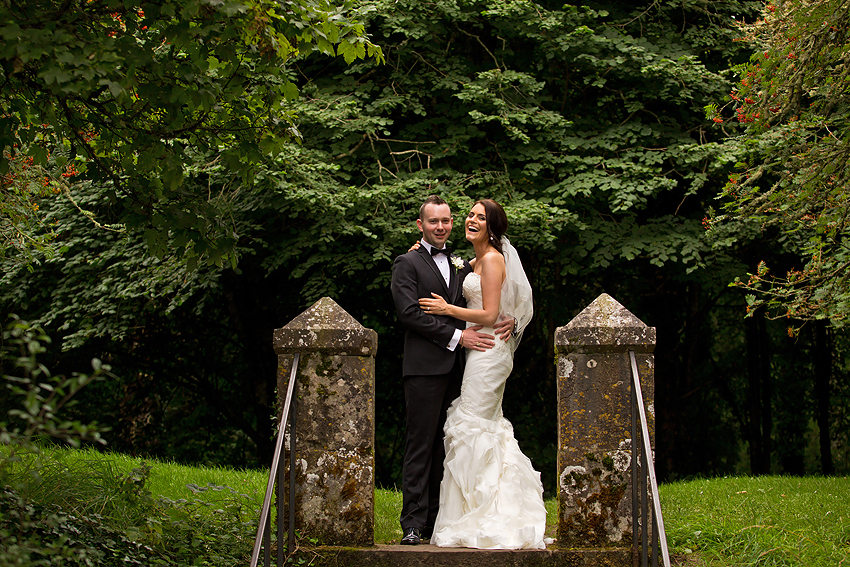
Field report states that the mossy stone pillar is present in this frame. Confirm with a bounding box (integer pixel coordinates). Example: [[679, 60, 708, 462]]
[[273, 297, 377, 546], [554, 293, 656, 548]]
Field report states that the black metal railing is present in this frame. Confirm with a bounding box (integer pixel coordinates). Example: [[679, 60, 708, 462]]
[[629, 350, 671, 567], [250, 353, 299, 567]]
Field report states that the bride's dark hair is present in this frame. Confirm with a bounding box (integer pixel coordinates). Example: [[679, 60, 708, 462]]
[[475, 199, 508, 254]]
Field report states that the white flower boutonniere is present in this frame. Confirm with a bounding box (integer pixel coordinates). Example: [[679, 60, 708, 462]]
[[450, 256, 465, 272]]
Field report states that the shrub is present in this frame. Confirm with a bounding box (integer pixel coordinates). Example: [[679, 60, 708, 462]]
[[1, 317, 257, 566]]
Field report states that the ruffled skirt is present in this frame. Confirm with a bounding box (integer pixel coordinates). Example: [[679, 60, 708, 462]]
[[430, 332, 548, 549]]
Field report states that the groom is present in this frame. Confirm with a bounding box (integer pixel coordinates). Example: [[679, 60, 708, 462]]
[[391, 195, 514, 545]]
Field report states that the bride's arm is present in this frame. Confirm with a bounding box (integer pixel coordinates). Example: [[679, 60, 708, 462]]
[[419, 253, 504, 327]]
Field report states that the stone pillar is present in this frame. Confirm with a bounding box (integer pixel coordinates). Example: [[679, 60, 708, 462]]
[[273, 297, 377, 547], [554, 293, 656, 548]]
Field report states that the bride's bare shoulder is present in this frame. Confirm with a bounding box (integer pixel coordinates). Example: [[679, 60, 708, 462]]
[[481, 250, 505, 268]]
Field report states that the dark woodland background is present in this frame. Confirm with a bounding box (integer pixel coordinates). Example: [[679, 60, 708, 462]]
[[2, 0, 848, 496]]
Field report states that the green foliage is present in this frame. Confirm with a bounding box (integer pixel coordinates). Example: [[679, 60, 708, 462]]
[[0, 154, 62, 267], [0, 316, 109, 470], [285, 0, 763, 484], [0, 318, 157, 566], [0, 179, 289, 467], [1, 451, 261, 567], [10, 0, 846, 488], [291, 0, 761, 286], [0, 0, 383, 266], [0, 486, 154, 567], [707, 0, 850, 328]]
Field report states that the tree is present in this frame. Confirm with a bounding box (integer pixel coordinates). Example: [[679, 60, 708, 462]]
[[707, 0, 850, 328], [13, 0, 847, 483], [290, 0, 769, 483], [0, 0, 382, 267]]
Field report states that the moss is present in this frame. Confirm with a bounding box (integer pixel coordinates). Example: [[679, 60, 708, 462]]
[[602, 455, 615, 471], [316, 383, 337, 401], [315, 354, 341, 377], [340, 477, 358, 501], [297, 371, 311, 387], [559, 481, 630, 548], [340, 502, 370, 526], [569, 470, 589, 484]]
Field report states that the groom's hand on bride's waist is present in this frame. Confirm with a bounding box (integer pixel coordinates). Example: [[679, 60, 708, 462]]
[[461, 325, 496, 351]]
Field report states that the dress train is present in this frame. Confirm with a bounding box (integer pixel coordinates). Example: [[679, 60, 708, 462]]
[[431, 272, 549, 549]]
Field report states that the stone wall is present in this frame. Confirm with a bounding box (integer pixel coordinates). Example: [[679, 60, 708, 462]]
[[554, 293, 656, 548], [273, 297, 377, 547]]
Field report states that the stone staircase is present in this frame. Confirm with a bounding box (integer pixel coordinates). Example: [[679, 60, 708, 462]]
[[309, 545, 630, 567], [266, 296, 662, 567]]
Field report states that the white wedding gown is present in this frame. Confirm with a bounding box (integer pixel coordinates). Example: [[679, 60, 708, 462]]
[[431, 272, 549, 549]]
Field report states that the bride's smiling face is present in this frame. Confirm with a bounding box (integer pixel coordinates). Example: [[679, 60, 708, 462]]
[[464, 203, 488, 245]]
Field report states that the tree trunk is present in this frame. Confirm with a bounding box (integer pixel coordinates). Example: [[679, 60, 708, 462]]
[[220, 269, 278, 464], [746, 310, 772, 474], [814, 320, 834, 474], [759, 312, 772, 473]]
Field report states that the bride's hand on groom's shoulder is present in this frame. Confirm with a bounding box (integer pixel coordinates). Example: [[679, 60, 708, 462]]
[[408, 241, 420, 252]]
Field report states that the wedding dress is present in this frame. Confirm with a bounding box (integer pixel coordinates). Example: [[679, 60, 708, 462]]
[[430, 269, 549, 549]]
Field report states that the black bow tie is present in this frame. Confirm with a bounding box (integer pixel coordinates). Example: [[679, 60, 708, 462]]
[[430, 247, 450, 256]]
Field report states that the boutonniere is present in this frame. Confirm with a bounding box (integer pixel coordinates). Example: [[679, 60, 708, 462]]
[[450, 256, 465, 272]]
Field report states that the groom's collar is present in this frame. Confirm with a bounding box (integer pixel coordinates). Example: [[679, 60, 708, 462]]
[[420, 240, 447, 255]]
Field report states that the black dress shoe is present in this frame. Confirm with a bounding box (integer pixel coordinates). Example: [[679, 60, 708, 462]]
[[421, 526, 433, 541], [400, 527, 422, 545]]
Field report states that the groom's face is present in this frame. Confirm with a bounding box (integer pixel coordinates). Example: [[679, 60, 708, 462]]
[[417, 203, 453, 249]]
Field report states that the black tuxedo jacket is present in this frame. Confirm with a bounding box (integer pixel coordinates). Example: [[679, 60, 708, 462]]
[[391, 246, 472, 377]]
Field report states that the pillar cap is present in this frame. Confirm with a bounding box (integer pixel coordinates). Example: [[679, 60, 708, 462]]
[[273, 297, 378, 356], [555, 293, 655, 353]]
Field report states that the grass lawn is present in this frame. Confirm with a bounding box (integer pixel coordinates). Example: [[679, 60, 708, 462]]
[[661, 475, 850, 566], [6, 447, 850, 566]]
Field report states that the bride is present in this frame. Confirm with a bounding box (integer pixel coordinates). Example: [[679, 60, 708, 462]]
[[418, 199, 549, 550]]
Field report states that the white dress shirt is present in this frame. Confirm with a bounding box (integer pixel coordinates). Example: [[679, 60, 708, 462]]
[[420, 240, 462, 351]]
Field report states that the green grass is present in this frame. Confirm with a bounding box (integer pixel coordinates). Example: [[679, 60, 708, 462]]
[[5, 447, 850, 566], [1, 446, 268, 566], [65, 448, 268, 504], [375, 485, 403, 543], [7, 446, 555, 544], [4, 446, 268, 514], [660, 475, 850, 566], [44, 449, 555, 544]]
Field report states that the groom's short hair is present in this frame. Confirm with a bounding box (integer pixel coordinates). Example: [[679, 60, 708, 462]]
[[419, 195, 448, 220]]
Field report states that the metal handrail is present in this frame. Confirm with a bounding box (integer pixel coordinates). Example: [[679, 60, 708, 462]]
[[250, 353, 299, 567], [629, 350, 671, 567]]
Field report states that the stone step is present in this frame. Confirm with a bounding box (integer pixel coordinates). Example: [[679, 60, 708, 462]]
[[322, 545, 631, 567]]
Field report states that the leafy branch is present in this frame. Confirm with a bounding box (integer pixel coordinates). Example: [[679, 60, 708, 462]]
[[1, 315, 112, 469], [707, 0, 850, 328]]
